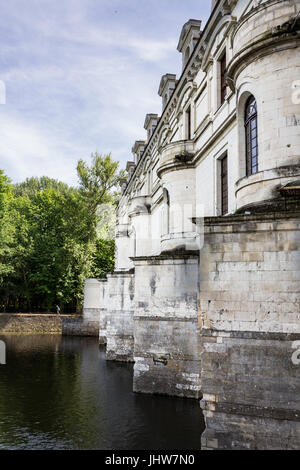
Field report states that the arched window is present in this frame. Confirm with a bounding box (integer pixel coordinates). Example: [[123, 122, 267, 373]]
[[245, 95, 258, 176]]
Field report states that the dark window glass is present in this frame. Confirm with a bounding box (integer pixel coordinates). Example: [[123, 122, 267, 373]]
[[186, 106, 191, 140], [245, 96, 258, 175], [221, 154, 228, 215], [220, 52, 226, 105]]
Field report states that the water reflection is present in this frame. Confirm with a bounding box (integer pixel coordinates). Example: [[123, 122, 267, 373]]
[[0, 335, 204, 450]]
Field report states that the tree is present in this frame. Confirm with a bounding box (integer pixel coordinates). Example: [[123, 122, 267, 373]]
[[0, 170, 15, 286], [77, 152, 124, 243], [0, 153, 122, 313]]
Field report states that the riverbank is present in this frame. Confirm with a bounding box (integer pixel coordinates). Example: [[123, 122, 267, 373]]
[[0, 313, 99, 336]]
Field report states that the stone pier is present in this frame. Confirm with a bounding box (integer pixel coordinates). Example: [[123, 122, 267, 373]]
[[198, 211, 300, 450], [105, 272, 135, 362], [132, 252, 201, 398]]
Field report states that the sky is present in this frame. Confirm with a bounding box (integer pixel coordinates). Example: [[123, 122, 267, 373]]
[[0, 0, 211, 187]]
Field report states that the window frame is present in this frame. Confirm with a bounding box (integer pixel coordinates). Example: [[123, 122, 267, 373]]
[[220, 153, 228, 215], [219, 51, 227, 106], [245, 95, 258, 176]]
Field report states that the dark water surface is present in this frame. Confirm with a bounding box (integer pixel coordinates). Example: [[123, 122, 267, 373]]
[[0, 335, 204, 450]]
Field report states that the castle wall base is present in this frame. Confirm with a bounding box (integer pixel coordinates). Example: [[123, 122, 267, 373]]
[[200, 329, 300, 450], [105, 273, 135, 362], [198, 211, 300, 449], [132, 254, 201, 398]]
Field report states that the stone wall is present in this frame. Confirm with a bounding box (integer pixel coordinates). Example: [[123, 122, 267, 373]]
[[105, 272, 135, 362], [199, 212, 300, 333], [0, 314, 62, 334], [200, 329, 300, 450], [198, 211, 300, 449], [62, 316, 99, 336], [133, 253, 201, 398], [0, 314, 99, 337]]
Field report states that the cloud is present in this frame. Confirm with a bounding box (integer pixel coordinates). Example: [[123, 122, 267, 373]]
[[0, 112, 84, 185], [0, 0, 211, 186]]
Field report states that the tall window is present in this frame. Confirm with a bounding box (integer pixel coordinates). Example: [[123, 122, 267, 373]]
[[147, 169, 152, 195], [221, 154, 228, 215], [220, 52, 227, 105], [185, 106, 191, 140], [162, 189, 170, 235], [245, 96, 258, 175]]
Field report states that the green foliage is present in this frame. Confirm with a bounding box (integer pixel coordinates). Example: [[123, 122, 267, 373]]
[[0, 153, 122, 313]]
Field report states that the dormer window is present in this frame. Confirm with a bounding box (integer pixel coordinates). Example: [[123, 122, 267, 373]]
[[158, 74, 177, 111], [144, 114, 159, 142], [177, 19, 202, 72], [132, 140, 146, 164]]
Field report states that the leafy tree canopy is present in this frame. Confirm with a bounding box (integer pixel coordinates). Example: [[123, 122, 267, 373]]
[[0, 153, 123, 313]]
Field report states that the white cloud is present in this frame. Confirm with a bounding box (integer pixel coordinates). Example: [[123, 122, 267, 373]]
[[0, 0, 211, 186]]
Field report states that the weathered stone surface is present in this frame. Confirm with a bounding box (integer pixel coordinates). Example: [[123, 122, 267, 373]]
[[199, 212, 300, 449], [105, 273, 135, 362], [0, 314, 62, 334], [62, 316, 99, 336], [133, 255, 201, 398], [199, 213, 300, 334]]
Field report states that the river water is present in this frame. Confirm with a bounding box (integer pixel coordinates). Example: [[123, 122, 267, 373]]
[[0, 335, 204, 450]]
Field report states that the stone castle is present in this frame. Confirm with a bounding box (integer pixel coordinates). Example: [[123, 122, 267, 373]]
[[83, 0, 300, 450]]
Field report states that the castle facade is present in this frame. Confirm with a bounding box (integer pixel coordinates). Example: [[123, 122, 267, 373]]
[[84, 0, 300, 449]]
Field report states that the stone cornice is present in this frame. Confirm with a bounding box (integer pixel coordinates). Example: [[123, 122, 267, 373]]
[[227, 15, 300, 91]]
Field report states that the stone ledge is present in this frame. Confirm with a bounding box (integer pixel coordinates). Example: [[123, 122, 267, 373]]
[[131, 250, 199, 263], [201, 400, 300, 422], [133, 352, 200, 361], [200, 328, 300, 341], [193, 210, 300, 226], [134, 316, 198, 322]]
